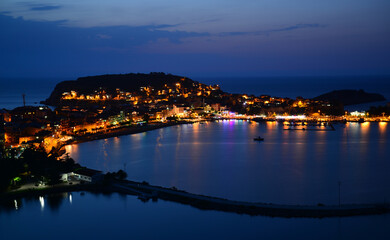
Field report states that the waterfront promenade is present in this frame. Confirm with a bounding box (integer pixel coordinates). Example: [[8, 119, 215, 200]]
[[70, 122, 186, 145]]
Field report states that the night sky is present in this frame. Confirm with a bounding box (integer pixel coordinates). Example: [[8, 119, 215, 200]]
[[1, 0, 389, 79]]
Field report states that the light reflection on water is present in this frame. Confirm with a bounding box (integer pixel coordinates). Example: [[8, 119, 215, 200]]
[[2, 192, 389, 240], [67, 121, 390, 205]]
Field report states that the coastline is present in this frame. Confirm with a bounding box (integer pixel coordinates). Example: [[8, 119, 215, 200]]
[[60, 121, 189, 148], [0, 183, 103, 201], [2, 120, 389, 218]]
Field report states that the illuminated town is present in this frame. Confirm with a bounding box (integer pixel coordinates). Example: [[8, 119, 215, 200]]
[[1, 74, 389, 157], [1, 0, 390, 237]]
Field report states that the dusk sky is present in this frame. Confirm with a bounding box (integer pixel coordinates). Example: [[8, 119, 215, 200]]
[[1, 0, 389, 79]]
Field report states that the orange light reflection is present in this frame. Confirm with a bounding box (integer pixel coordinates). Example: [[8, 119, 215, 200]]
[[379, 122, 387, 135]]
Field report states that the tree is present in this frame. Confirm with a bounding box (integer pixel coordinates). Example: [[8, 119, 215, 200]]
[[0, 157, 23, 192], [116, 170, 127, 180], [142, 114, 150, 123], [166, 116, 178, 122]]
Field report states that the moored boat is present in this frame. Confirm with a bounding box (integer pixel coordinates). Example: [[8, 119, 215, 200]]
[[253, 136, 264, 141]]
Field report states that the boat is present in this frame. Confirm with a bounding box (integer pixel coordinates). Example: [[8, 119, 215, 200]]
[[253, 136, 264, 141]]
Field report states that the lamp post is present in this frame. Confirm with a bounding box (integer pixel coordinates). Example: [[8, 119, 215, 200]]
[[338, 181, 341, 207]]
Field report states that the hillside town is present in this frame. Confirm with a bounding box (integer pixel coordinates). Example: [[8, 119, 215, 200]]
[[1, 74, 390, 158]]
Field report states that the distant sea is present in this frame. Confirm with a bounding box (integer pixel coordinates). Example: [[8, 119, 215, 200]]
[[1, 76, 389, 111], [0, 78, 62, 110]]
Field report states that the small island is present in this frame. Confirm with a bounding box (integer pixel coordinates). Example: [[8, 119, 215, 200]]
[[313, 89, 386, 105]]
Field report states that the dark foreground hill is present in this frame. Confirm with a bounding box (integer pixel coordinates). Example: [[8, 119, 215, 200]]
[[313, 89, 386, 105]]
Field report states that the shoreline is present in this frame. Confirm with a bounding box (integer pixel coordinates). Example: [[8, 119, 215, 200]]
[[0, 183, 103, 201], [60, 121, 188, 148], [3, 120, 388, 218]]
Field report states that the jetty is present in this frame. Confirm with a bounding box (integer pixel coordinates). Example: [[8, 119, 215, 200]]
[[111, 180, 389, 218], [2, 179, 388, 218], [284, 122, 336, 131]]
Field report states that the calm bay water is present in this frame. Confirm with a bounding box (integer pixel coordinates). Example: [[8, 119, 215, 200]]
[[66, 121, 390, 205], [1, 192, 389, 240]]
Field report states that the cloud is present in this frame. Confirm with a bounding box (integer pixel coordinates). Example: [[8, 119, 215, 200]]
[[0, 13, 208, 53], [268, 24, 326, 33], [151, 24, 182, 30], [0, 13, 212, 77], [219, 24, 326, 37], [96, 34, 112, 39], [29, 5, 62, 11]]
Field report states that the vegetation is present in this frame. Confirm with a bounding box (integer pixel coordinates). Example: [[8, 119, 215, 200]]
[[44, 72, 204, 106], [313, 89, 385, 105], [368, 104, 390, 117], [0, 147, 80, 192], [142, 114, 150, 123], [166, 116, 178, 122], [104, 170, 127, 181]]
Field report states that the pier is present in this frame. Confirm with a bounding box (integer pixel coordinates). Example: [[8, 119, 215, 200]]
[[284, 122, 336, 131], [111, 180, 390, 218], [2, 179, 389, 218]]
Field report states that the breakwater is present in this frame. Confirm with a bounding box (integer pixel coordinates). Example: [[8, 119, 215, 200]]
[[2, 180, 388, 218], [112, 180, 390, 218]]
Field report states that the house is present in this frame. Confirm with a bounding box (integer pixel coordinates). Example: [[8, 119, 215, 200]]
[[0, 109, 11, 122], [61, 168, 103, 183]]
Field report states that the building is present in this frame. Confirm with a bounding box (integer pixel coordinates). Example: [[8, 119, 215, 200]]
[[61, 168, 103, 183], [0, 109, 11, 122], [161, 105, 188, 118], [11, 106, 52, 122]]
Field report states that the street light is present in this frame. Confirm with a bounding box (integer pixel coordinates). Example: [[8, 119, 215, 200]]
[[338, 181, 341, 207]]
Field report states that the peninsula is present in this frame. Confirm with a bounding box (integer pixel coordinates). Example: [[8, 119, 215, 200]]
[[1, 73, 390, 156], [1, 73, 390, 219]]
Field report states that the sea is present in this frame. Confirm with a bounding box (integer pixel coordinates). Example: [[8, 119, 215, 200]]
[[64, 120, 390, 205], [1, 76, 390, 240]]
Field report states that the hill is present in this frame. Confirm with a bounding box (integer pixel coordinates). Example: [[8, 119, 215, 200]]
[[43, 72, 218, 106], [313, 89, 386, 105]]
